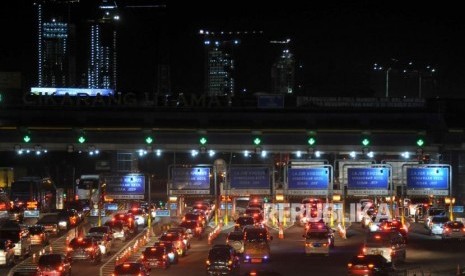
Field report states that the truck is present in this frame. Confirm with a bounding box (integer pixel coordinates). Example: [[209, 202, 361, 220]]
[[9, 177, 57, 212]]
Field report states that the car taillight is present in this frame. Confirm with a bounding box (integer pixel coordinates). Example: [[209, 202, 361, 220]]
[[66, 247, 73, 252], [140, 255, 144, 260], [137, 273, 142, 276], [58, 266, 63, 271], [228, 260, 233, 265], [206, 260, 210, 265], [462, 228, 465, 232], [322, 243, 328, 247], [163, 255, 167, 260], [444, 227, 450, 232], [368, 264, 374, 269], [85, 247, 94, 252], [347, 263, 352, 268], [111, 273, 115, 276], [362, 247, 366, 254]]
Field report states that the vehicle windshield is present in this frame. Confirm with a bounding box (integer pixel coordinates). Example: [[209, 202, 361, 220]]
[[429, 209, 446, 216], [447, 221, 464, 228], [144, 247, 164, 257], [89, 227, 107, 234], [245, 230, 267, 242], [160, 233, 180, 242], [184, 213, 200, 221], [208, 249, 230, 261], [237, 217, 254, 225], [228, 232, 244, 241], [78, 179, 99, 190], [0, 230, 20, 243], [38, 254, 62, 266], [69, 238, 94, 248], [29, 226, 45, 235], [366, 234, 391, 247], [305, 231, 328, 239], [432, 216, 449, 223], [38, 214, 59, 224], [114, 264, 142, 274]]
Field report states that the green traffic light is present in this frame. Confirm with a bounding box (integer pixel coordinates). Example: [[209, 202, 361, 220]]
[[78, 136, 86, 144], [417, 139, 424, 147], [362, 138, 370, 146], [200, 137, 207, 145], [145, 136, 153, 144], [23, 135, 31, 143], [308, 137, 316, 146], [254, 137, 261, 145]]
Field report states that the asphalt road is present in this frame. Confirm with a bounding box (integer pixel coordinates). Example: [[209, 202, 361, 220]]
[[5, 217, 465, 276]]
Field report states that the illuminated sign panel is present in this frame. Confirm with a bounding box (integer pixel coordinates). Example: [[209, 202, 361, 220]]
[[106, 174, 145, 198], [407, 167, 449, 190], [171, 167, 211, 190]]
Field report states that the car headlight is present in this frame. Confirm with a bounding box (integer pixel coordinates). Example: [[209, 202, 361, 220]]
[[59, 221, 68, 227]]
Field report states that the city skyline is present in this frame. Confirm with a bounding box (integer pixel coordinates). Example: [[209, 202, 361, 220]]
[[2, 1, 465, 97]]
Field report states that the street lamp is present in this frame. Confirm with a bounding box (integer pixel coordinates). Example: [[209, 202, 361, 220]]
[[373, 63, 392, 97], [445, 197, 455, 221]]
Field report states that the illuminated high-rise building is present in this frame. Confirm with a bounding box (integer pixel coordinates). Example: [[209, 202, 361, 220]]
[[34, 0, 77, 88], [87, 0, 119, 90], [203, 38, 239, 97], [271, 48, 295, 94]]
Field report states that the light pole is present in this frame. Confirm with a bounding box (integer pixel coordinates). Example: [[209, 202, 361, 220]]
[[445, 197, 455, 221], [385, 67, 392, 98]]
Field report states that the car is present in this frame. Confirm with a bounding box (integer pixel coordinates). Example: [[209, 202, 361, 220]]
[[378, 220, 409, 241], [153, 241, 179, 264], [235, 216, 255, 231], [347, 254, 393, 276], [243, 227, 272, 263], [159, 232, 187, 256], [442, 221, 465, 240], [424, 208, 447, 227], [247, 199, 264, 210], [127, 208, 149, 226], [139, 246, 170, 269], [182, 212, 206, 227], [179, 220, 203, 238], [29, 225, 49, 246], [57, 209, 81, 230], [0, 220, 32, 258], [113, 262, 150, 276], [104, 220, 130, 241], [86, 229, 113, 256], [299, 198, 323, 224], [362, 231, 406, 264], [112, 213, 137, 235], [66, 237, 102, 264], [428, 216, 449, 235], [37, 214, 60, 235], [226, 231, 245, 254], [245, 208, 264, 224], [37, 253, 72, 276], [206, 245, 240, 276], [167, 227, 191, 249], [0, 239, 15, 267], [303, 230, 333, 256]]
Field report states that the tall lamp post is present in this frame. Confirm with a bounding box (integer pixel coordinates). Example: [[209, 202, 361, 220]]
[[445, 197, 455, 221]]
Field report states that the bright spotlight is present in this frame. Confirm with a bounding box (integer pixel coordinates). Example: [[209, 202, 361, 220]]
[[315, 151, 321, 158], [296, 151, 301, 158], [350, 151, 356, 158], [261, 150, 267, 158]]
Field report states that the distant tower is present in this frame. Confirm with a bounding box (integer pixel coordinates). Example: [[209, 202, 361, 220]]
[[203, 39, 239, 97], [87, 0, 119, 90], [34, 0, 77, 88], [271, 40, 295, 94]]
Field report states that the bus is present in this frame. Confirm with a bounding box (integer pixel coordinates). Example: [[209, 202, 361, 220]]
[[75, 175, 104, 210], [9, 177, 56, 212]]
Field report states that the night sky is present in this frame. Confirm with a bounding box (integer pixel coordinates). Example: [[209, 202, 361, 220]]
[[2, 1, 465, 97]]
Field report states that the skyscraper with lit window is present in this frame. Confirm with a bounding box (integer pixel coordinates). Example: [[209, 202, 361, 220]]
[[87, 0, 119, 90], [34, 0, 77, 88], [203, 38, 239, 97], [271, 48, 295, 94]]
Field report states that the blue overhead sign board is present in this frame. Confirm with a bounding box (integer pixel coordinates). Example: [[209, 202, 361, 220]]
[[288, 168, 329, 189], [106, 174, 145, 195], [348, 168, 389, 190], [407, 167, 449, 190], [229, 167, 270, 189], [172, 167, 211, 190]]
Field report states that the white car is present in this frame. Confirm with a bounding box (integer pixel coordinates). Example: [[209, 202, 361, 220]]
[[429, 216, 449, 235], [127, 208, 148, 226]]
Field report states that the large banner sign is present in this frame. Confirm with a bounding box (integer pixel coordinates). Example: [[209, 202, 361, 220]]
[[107, 174, 145, 199], [347, 168, 389, 195], [229, 167, 270, 189], [287, 168, 329, 195], [172, 167, 211, 190], [406, 167, 449, 195]]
